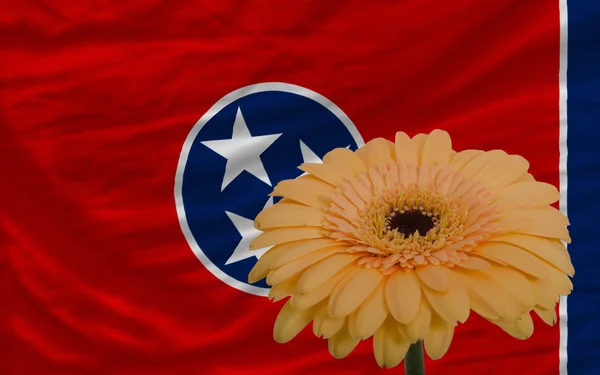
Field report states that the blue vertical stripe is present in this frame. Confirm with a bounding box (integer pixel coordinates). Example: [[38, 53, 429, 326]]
[[567, 1, 600, 373]]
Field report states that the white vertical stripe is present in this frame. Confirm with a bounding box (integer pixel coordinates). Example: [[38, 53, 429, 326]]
[[558, 0, 569, 374]]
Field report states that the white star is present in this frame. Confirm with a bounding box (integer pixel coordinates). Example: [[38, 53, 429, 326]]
[[299, 140, 323, 164], [202, 108, 282, 191], [224, 197, 273, 265]]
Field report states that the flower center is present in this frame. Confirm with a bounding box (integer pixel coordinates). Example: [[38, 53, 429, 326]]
[[386, 210, 436, 237], [322, 160, 502, 273]]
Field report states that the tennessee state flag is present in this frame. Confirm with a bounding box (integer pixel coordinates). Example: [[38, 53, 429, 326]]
[[2, 0, 599, 374]]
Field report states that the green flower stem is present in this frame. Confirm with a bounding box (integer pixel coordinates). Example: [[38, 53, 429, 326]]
[[404, 341, 426, 375]]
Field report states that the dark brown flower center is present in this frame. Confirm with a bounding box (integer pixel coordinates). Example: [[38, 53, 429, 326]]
[[387, 210, 435, 237]]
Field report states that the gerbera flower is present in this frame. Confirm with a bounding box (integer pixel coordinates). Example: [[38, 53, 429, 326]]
[[248, 130, 574, 368]]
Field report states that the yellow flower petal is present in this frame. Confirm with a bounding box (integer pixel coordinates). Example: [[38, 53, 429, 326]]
[[475, 155, 529, 190], [385, 270, 422, 324], [290, 266, 354, 310], [516, 173, 536, 182], [416, 265, 449, 292], [368, 167, 386, 196], [422, 129, 452, 166], [268, 273, 301, 302], [402, 300, 432, 342], [313, 301, 345, 339], [494, 312, 534, 340], [424, 314, 454, 360], [273, 300, 316, 343], [455, 256, 491, 270], [328, 324, 359, 359], [394, 131, 418, 165], [470, 252, 509, 267], [455, 269, 520, 320], [323, 214, 357, 239], [347, 311, 359, 339], [534, 306, 557, 326], [329, 267, 383, 317], [356, 138, 394, 168], [385, 159, 400, 189], [422, 269, 470, 323], [374, 319, 411, 368], [489, 234, 574, 276], [267, 247, 340, 285], [411, 133, 427, 164], [297, 253, 359, 293], [459, 150, 505, 176], [474, 242, 548, 278], [323, 147, 367, 178], [351, 282, 388, 339], [250, 227, 325, 250], [255, 203, 324, 230], [485, 265, 535, 310], [449, 149, 484, 172], [497, 208, 571, 243], [396, 324, 411, 343], [272, 175, 335, 208], [469, 293, 501, 320], [339, 180, 367, 209], [346, 175, 371, 204], [298, 163, 348, 187], [271, 238, 341, 269], [531, 277, 559, 309], [417, 162, 438, 187], [545, 265, 573, 295], [248, 241, 304, 283], [329, 192, 360, 220], [398, 162, 418, 186], [514, 206, 570, 226], [494, 181, 560, 210], [434, 167, 457, 196]]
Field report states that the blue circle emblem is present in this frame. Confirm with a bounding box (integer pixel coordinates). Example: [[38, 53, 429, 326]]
[[175, 83, 364, 296]]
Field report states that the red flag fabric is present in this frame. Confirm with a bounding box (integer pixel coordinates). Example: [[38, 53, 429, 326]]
[[2, 1, 563, 374]]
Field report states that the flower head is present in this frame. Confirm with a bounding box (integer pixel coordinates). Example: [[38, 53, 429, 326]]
[[248, 130, 574, 368]]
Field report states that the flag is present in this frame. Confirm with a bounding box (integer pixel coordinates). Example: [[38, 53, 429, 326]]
[[1, 0, 598, 374]]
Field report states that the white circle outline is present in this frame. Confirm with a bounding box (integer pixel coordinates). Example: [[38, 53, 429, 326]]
[[174, 82, 365, 296]]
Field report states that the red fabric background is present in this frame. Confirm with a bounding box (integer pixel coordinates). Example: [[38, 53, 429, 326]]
[[1, 1, 561, 374]]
